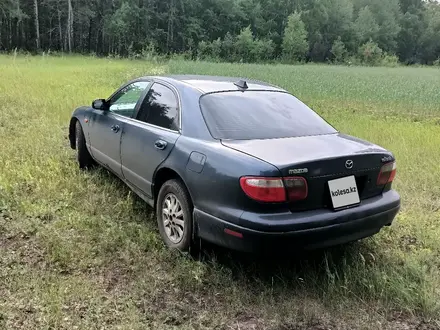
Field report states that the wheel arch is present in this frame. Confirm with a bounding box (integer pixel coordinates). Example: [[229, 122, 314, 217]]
[[153, 167, 199, 245], [69, 117, 79, 149], [153, 167, 193, 209]]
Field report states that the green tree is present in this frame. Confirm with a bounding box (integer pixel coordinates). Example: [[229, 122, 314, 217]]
[[397, 11, 424, 63], [282, 12, 308, 62], [327, 0, 354, 48], [0, 0, 440, 66], [331, 37, 347, 63], [211, 37, 222, 59], [399, 0, 424, 13], [301, 1, 328, 61], [354, 0, 402, 52], [354, 6, 380, 44], [420, 2, 440, 64], [302, 0, 354, 61], [252, 38, 274, 61], [358, 39, 383, 64], [105, 1, 140, 55], [235, 25, 254, 61], [197, 40, 212, 59], [238, 0, 266, 37], [221, 32, 235, 60]]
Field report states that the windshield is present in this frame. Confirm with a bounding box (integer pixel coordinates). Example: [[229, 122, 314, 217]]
[[199, 91, 337, 140]]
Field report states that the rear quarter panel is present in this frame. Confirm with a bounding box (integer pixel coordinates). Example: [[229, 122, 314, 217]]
[[160, 136, 291, 225]]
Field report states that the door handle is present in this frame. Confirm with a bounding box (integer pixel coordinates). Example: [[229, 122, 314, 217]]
[[154, 140, 167, 150], [111, 124, 120, 133]]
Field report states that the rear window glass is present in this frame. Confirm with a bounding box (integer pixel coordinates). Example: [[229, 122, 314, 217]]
[[199, 91, 337, 140]]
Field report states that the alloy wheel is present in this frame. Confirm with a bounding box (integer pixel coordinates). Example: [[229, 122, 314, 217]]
[[162, 193, 185, 244]]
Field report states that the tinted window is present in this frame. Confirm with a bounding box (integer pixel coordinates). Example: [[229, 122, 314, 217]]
[[136, 83, 179, 130], [199, 91, 337, 140], [109, 81, 150, 117]]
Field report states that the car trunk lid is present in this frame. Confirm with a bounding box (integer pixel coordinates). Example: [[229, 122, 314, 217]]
[[222, 133, 394, 211]]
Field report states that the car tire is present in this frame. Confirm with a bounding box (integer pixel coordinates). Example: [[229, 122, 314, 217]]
[[156, 179, 195, 252], [75, 121, 95, 169]]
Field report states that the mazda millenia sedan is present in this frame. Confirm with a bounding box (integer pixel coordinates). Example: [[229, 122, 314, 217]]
[[68, 75, 400, 253]]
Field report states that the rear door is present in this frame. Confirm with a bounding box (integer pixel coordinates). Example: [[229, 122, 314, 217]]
[[120, 82, 181, 197], [88, 81, 150, 176]]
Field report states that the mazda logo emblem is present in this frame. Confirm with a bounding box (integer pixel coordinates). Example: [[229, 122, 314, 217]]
[[345, 160, 354, 169]]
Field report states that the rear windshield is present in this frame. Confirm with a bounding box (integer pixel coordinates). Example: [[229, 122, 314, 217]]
[[199, 91, 337, 140]]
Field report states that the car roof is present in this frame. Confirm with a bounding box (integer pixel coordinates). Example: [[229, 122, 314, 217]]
[[142, 74, 286, 94]]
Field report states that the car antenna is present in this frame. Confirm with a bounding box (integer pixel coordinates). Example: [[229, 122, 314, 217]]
[[234, 79, 248, 90]]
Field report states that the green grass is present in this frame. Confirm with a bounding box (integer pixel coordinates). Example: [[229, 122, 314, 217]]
[[1, 54, 440, 329]]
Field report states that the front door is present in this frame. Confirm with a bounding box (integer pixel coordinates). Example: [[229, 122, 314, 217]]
[[88, 81, 150, 176], [121, 82, 181, 197]]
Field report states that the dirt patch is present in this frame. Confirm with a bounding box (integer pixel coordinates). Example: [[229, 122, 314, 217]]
[[0, 232, 45, 269], [101, 264, 134, 293], [399, 234, 422, 252], [226, 315, 266, 330], [387, 312, 440, 330]]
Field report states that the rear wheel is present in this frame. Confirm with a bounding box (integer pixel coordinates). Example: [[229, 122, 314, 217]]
[[157, 179, 195, 252], [75, 121, 95, 169]]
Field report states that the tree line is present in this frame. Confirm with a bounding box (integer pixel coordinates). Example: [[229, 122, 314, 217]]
[[1, 0, 440, 65]]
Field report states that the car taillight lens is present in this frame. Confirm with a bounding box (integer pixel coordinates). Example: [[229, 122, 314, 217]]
[[240, 177, 286, 202], [284, 177, 308, 201], [377, 161, 397, 185], [240, 176, 308, 203]]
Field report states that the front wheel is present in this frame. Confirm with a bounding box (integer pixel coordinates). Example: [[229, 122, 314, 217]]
[[156, 179, 194, 252], [75, 121, 95, 169]]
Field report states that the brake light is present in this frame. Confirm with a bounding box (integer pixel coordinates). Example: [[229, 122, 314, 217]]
[[377, 161, 397, 185], [240, 176, 308, 203], [240, 177, 286, 202], [284, 177, 308, 201]]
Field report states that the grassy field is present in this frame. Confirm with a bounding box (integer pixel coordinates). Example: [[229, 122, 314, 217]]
[[1, 54, 440, 329]]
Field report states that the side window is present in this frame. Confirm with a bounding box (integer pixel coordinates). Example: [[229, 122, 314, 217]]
[[136, 83, 179, 131], [108, 81, 150, 117]]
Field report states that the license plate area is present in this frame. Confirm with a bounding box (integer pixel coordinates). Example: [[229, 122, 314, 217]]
[[328, 176, 360, 210]]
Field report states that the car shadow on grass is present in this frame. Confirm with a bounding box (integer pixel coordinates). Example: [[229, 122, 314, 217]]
[[91, 166, 375, 287], [197, 238, 370, 283]]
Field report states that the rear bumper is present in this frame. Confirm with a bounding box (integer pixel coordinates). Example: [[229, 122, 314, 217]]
[[194, 190, 400, 253]]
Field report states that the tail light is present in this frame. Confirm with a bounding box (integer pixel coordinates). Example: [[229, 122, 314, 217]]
[[240, 176, 308, 203], [284, 177, 308, 201], [240, 177, 286, 202], [377, 161, 397, 185]]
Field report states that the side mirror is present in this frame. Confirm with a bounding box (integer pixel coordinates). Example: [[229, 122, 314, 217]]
[[92, 99, 108, 110]]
